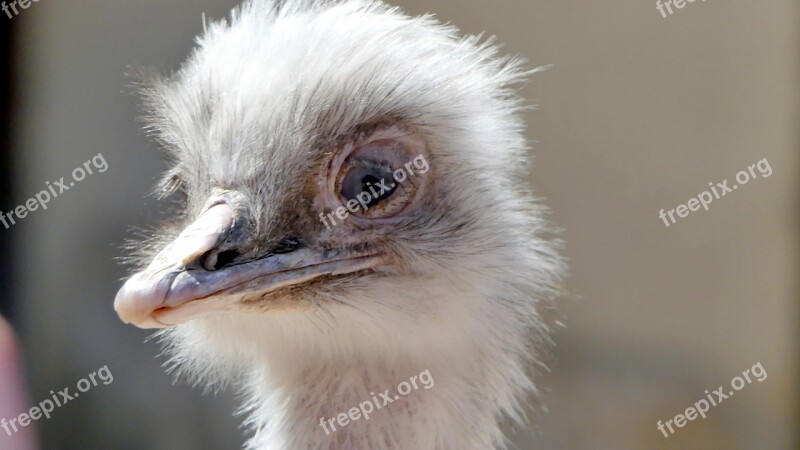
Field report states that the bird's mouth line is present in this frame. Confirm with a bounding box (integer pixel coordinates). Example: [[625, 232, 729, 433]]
[[114, 201, 388, 329], [149, 253, 384, 327]]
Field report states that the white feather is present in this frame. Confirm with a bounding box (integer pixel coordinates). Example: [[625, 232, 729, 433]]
[[140, 1, 566, 448]]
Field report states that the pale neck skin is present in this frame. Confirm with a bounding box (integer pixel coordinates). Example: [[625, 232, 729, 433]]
[[240, 350, 511, 450]]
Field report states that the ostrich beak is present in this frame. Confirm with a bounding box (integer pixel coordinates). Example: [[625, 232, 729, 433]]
[[114, 202, 383, 329]]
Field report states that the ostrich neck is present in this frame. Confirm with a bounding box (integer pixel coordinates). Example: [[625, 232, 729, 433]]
[[243, 352, 503, 450]]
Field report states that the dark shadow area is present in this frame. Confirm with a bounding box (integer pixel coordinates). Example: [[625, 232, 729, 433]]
[[0, 18, 16, 321]]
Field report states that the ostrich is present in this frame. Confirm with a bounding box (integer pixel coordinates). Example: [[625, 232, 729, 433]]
[[114, 1, 565, 449]]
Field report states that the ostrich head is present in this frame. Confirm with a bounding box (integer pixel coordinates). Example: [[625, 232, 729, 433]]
[[115, 1, 564, 449]]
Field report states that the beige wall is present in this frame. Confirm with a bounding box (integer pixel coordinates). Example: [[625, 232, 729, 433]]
[[13, 0, 798, 448]]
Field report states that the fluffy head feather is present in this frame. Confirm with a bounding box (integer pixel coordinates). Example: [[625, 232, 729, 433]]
[[124, 0, 565, 448]]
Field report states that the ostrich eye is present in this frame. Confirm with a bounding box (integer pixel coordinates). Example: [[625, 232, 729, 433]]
[[336, 146, 412, 219], [340, 162, 398, 208], [331, 137, 423, 220], [323, 123, 431, 223]]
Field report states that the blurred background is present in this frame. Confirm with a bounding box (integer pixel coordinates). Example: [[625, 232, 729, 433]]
[[0, 0, 796, 449]]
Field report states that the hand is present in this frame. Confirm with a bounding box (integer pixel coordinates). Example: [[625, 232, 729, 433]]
[[0, 316, 37, 450]]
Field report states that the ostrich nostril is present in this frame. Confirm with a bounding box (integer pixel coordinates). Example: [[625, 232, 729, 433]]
[[196, 238, 303, 272], [200, 249, 241, 271], [213, 250, 241, 270]]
